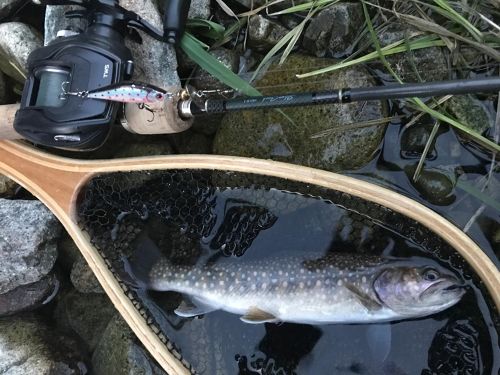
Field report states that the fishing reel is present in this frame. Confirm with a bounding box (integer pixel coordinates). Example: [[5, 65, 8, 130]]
[[14, 0, 190, 150]]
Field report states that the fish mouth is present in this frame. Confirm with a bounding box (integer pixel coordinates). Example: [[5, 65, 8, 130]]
[[421, 279, 464, 299]]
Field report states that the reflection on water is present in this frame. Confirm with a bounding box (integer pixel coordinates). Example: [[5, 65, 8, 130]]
[[77, 170, 499, 374]]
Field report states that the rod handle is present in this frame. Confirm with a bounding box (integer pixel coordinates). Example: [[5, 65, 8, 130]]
[[0, 104, 22, 140]]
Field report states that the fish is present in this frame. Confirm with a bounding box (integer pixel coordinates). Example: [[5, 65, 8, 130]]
[[127, 233, 465, 325], [65, 82, 168, 103]]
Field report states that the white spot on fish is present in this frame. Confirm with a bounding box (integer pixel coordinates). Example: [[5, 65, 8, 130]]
[[362, 276, 367, 283], [337, 280, 343, 286]]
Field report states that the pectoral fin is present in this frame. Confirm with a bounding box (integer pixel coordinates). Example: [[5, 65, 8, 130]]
[[240, 307, 278, 324], [345, 283, 382, 311], [174, 299, 217, 318]]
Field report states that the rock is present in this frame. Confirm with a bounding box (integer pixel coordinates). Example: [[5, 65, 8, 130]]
[[92, 314, 167, 375], [44, 5, 87, 46], [188, 0, 211, 19], [247, 15, 289, 51], [0, 0, 24, 19], [0, 174, 17, 197], [405, 165, 456, 205], [0, 199, 61, 294], [113, 136, 174, 158], [0, 22, 42, 83], [367, 23, 448, 82], [400, 121, 444, 159], [120, 0, 180, 88], [0, 274, 59, 317], [445, 95, 493, 135], [192, 48, 240, 90], [0, 316, 88, 374], [55, 290, 116, 352], [70, 256, 103, 294], [233, 0, 308, 12], [303, 2, 364, 57], [191, 115, 223, 136], [168, 129, 212, 154], [214, 54, 388, 172]]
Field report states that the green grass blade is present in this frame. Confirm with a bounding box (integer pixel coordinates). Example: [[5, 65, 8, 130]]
[[432, 0, 483, 41], [296, 37, 446, 78], [180, 33, 260, 96]]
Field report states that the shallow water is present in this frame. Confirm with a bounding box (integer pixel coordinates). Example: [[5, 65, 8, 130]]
[[77, 169, 499, 375]]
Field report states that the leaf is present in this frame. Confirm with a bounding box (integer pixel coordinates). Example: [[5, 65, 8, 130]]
[[180, 33, 260, 97], [214, 0, 238, 19]]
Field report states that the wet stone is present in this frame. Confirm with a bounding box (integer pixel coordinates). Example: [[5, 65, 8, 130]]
[[168, 129, 212, 154], [399, 121, 444, 159], [113, 137, 174, 158], [0, 316, 88, 374], [54, 290, 116, 352], [213, 54, 387, 172], [92, 314, 167, 375], [0, 273, 59, 317], [303, 2, 364, 57], [445, 95, 493, 135], [405, 165, 456, 206], [0, 199, 60, 294], [0, 22, 43, 83], [70, 256, 104, 294], [247, 15, 289, 51]]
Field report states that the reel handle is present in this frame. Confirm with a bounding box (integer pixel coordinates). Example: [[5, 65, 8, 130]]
[[163, 0, 191, 44]]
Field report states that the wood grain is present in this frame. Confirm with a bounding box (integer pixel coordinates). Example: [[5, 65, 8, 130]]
[[0, 139, 498, 374]]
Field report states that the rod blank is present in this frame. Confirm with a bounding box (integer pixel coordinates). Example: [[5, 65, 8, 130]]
[[179, 77, 500, 118]]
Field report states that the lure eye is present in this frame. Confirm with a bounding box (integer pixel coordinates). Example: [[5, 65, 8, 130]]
[[156, 93, 163, 99], [423, 269, 440, 281]]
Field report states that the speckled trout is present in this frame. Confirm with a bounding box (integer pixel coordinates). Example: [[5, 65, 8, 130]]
[[128, 236, 464, 324]]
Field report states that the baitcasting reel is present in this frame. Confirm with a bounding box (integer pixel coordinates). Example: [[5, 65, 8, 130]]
[[14, 0, 190, 150]]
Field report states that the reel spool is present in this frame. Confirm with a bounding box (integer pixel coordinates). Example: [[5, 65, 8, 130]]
[[33, 66, 70, 108]]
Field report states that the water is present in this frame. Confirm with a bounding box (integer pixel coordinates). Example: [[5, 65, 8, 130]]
[[77, 169, 499, 375]]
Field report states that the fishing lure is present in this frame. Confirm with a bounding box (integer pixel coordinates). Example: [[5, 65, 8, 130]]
[[64, 82, 171, 103]]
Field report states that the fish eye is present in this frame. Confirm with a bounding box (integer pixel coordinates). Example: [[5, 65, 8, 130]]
[[423, 269, 440, 281], [156, 93, 163, 99]]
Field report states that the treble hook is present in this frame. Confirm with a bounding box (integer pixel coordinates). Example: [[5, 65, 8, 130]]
[[138, 103, 156, 122]]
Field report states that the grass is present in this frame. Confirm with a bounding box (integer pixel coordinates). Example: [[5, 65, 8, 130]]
[[182, 0, 500, 153]]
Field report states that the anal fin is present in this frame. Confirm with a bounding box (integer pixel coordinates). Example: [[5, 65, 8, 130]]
[[174, 298, 217, 318], [240, 307, 278, 324]]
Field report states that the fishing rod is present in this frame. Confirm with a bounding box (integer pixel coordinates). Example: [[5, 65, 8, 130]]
[[177, 77, 500, 118]]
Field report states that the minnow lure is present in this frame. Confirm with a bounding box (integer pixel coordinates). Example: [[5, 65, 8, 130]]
[[64, 82, 171, 103]]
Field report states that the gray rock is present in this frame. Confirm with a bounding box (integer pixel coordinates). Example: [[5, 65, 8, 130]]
[[0, 316, 88, 374], [0, 174, 17, 197], [0, 199, 61, 294], [367, 23, 448, 82], [192, 48, 240, 90], [0, 22, 42, 83], [44, 5, 87, 46], [247, 15, 289, 51], [233, 0, 308, 12], [303, 3, 364, 57], [55, 290, 116, 352], [0, 274, 59, 317], [188, 0, 211, 19], [214, 54, 387, 172], [92, 314, 167, 375], [445, 95, 493, 135], [120, 0, 180, 88], [70, 256, 104, 294], [0, 0, 24, 19], [400, 122, 444, 159]]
